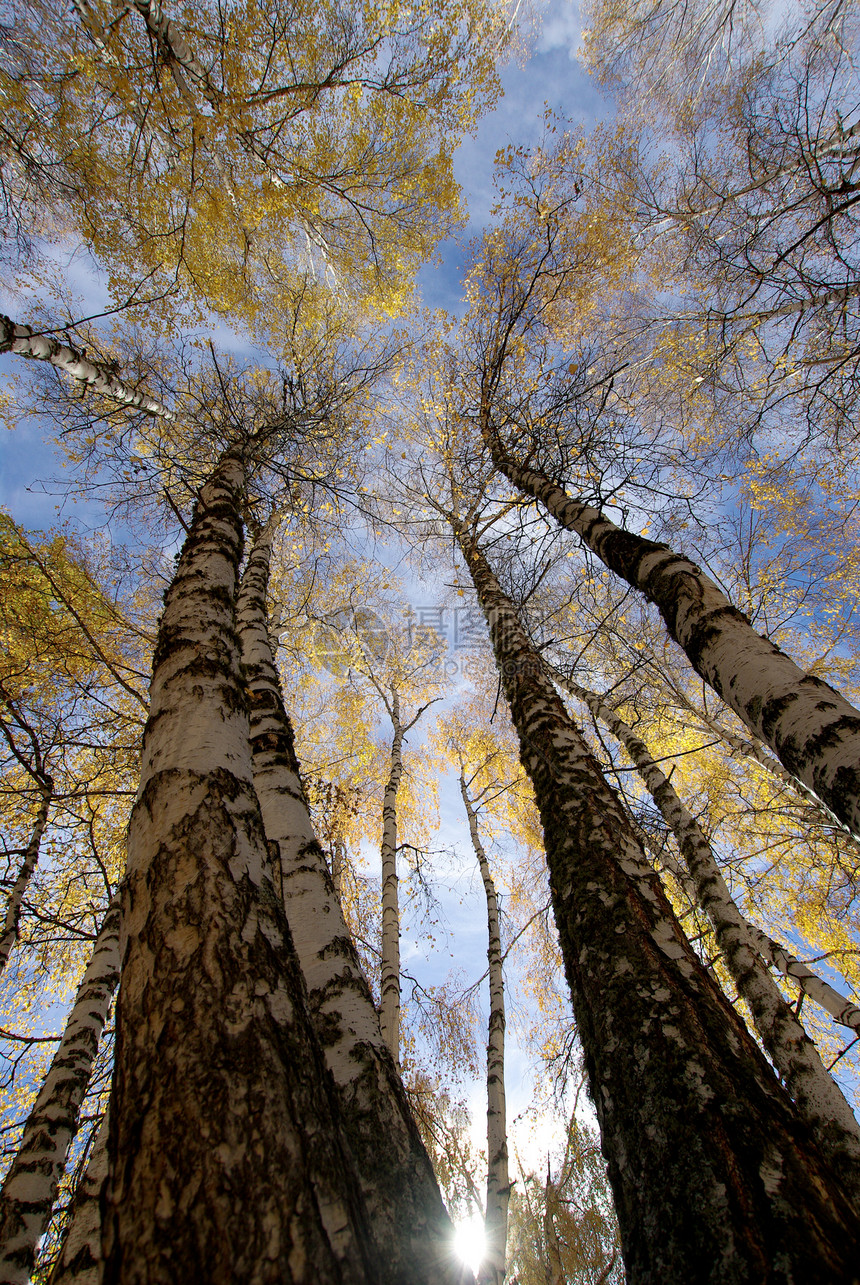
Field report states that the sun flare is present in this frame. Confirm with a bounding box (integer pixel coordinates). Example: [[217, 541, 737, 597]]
[[452, 1215, 486, 1275]]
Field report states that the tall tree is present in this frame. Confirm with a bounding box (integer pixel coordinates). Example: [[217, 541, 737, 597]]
[[458, 174, 860, 843], [102, 447, 376, 1284], [404, 413, 860, 1279], [0, 893, 120, 1284], [235, 516, 465, 1285], [551, 665, 860, 1199]]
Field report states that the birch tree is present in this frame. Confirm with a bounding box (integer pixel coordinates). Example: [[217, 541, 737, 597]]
[[551, 665, 860, 1199], [234, 517, 464, 1285], [402, 411, 860, 1279], [320, 610, 446, 1065], [102, 446, 377, 1284], [457, 756, 509, 1285], [0, 893, 120, 1285], [458, 179, 860, 845]]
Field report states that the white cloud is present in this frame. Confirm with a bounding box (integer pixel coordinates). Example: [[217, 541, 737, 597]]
[[536, 0, 585, 60]]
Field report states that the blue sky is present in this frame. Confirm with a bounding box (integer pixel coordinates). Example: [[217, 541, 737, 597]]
[[418, 0, 610, 312]]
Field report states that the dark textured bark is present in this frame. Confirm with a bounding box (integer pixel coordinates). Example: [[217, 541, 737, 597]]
[[555, 671, 860, 1205], [103, 451, 374, 1285], [457, 529, 860, 1284], [236, 526, 466, 1285], [483, 432, 860, 840]]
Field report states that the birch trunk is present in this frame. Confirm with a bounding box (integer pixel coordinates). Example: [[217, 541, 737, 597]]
[[692, 705, 860, 849], [0, 318, 174, 419], [0, 894, 120, 1285], [380, 693, 405, 1065], [556, 671, 860, 1203], [130, 0, 221, 104], [236, 524, 463, 1285], [543, 1172, 564, 1285], [483, 436, 860, 840], [330, 837, 346, 900], [0, 778, 52, 975], [456, 528, 860, 1282], [459, 777, 509, 1285], [103, 450, 373, 1285], [48, 1111, 109, 1285]]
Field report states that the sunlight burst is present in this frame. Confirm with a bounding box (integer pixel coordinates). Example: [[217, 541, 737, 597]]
[[452, 1214, 486, 1275]]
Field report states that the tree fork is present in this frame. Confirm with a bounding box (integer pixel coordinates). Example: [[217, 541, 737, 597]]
[[456, 527, 860, 1283]]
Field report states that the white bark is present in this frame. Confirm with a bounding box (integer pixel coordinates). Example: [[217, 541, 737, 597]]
[[557, 670, 860, 1203], [0, 779, 52, 975], [0, 318, 174, 420], [744, 925, 860, 1036], [0, 894, 120, 1285], [131, 0, 222, 105], [486, 442, 860, 841], [236, 522, 463, 1285], [459, 776, 509, 1285], [455, 525, 860, 1280], [380, 693, 405, 1066], [48, 1110, 109, 1285], [103, 450, 372, 1285]]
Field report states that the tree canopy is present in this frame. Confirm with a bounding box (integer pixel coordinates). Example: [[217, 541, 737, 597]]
[[2, 0, 860, 1281]]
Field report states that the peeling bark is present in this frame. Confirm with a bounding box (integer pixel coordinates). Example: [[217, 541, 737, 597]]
[[483, 434, 860, 841], [0, 317, 174, 419], [236, 523, 463, 1285], [0, 894, 120, 1285], [556, 670, 860, 1206], [460, 776, 509, 1285], [457, 528, 860, 1283], [103, 451, 373, 1285], [0, 777, 52, 975]]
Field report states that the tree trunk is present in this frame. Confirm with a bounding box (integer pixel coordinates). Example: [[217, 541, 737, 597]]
[[380, 693, 405, 1065], [0, 893, 120, 1285], [0, 777, 52, 975], [543, 1170, 564, 1285], [556, 669, 860, 1204], [664, 681, 860, 849], [330, 837, 346, 900], [460, 776, 509, 1285], [236, 523, 464, 1285], [0, 317, 173, 419], [48, 1110, 110, 1285], [456, 527, 860, 1283], [102, 450, 373, 1285], [483, 434, 860, 841]]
